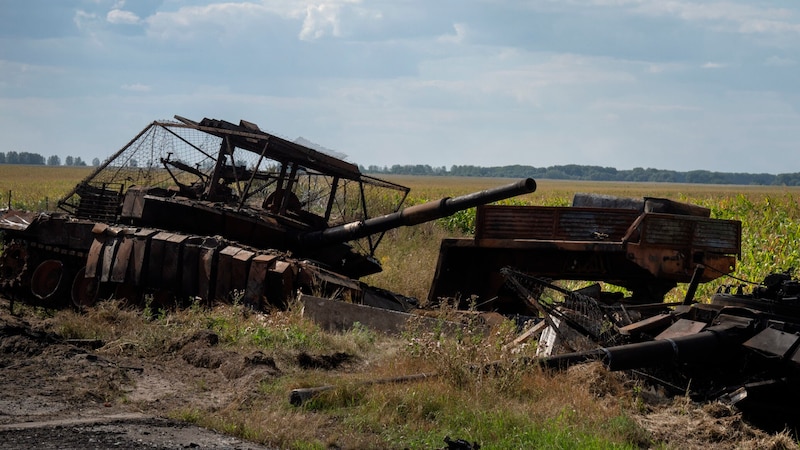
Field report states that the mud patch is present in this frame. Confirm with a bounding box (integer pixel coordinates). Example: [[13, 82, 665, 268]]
[[297, 351, 352, 370]]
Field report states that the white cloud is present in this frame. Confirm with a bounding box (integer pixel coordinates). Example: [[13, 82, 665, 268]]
[[73, 10, 100, 31], [145, 2, 274, 41], [437, 23, 467, 44], [121, 83, 151, 92], [143, 1, 373, 42], [632, 1, 800, 35], [646, 62, 685, 74], [702, 61, 725, 69], [299, 3, 342, 40], [107, 9, 141, 25], [764, 55, 797, 67]]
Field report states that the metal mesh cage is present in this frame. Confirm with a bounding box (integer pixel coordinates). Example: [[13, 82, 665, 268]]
[[58, 120, 409, 233]]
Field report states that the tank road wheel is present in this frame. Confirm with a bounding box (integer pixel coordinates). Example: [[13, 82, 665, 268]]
[[71, 266, 99, 310], [30, 259, 71, 308], [0, 241, 32, 291]]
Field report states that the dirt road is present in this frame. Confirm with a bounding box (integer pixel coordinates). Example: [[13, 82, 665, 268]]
[[0, 306, 273, 449]]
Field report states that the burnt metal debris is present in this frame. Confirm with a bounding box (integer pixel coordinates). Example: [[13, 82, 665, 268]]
[[464, 193, 798, 430], [0, 116, 535, 311], [529, 270, 800, 431]]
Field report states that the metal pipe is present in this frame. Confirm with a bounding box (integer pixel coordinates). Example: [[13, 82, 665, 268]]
[[541, 319, 753, 371]]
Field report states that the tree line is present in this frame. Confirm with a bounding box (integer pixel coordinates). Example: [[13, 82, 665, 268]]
[[362, 164, 800, 186], [0, 151, 101, 167]]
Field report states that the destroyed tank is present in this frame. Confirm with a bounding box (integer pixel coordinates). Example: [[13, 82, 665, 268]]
[[0, 116, 536, 311], [533, 270, 800, 430], [430, 192, 742, 314]]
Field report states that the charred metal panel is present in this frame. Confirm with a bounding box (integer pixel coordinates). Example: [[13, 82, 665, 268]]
[[198, 238, 220, 302], [100, 230, 123, 283], [626, 244, 736, 281], [231, 249, 255, 292], [121, 186, 148, 220], [34, 216, 64, 246], [692, 218, 742, 255], [639, 214, 741, 255], [0, 210, 39, 232], [132, 195, 226, 236], [147, 232, 174, 289], [791, 345, 800, 369], [132, 229, 158, 286], [743, 326, 800, 358], [181, 237, 204, 297], [162, 233, 189, 293], [267, 260, 295, 308], [644, 197, 710, 217], [110, 234, 134, 283], [216, 246, 242, 299], [86, 235, 106, 279], [654, 318, 707, 340], [244, 254, 278, 309], [475, 205, 640, 241], [619, 313, 674, 336]]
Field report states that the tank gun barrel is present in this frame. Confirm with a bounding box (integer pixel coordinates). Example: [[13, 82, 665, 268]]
[[299, 177, 537, 247]]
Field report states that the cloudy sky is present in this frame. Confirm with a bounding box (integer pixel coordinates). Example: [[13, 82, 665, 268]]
[[1, 0, 798, 174]]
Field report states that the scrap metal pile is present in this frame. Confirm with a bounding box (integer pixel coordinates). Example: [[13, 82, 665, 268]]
[[0, 116, 535, 311]]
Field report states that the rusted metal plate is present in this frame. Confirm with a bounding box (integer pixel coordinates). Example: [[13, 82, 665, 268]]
[[66, 221, 97, 249], [198, 238, 221, 302], [85, 235, 106, 279], [180, 237, 204, 297], [267, 260, 295, 308], [132, 229, 158, 285], [0, 210, 39, 232], [100, 235, 121, 283], [120, 186, 148, 219], [162, 233, 189, 292], [110, 235, 134, 283], [231, 249, 255, 292], [655, 318, 707, 341], [475, 205, 640, 241], [619, 313, 674, 336], [639, 214, 741, 255], [147, 232, 174, 288], [244, 254, 277, 308], [626, 243, 737, 281], [215, 246, 242, 299], [744, 326, 800, 358]]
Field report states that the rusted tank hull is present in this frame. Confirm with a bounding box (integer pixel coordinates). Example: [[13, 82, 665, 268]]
[[429, 203, 741, 310], [0, 209, 368, 310]]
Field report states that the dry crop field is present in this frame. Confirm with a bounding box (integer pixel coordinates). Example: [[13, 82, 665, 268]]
[[1, 166, 799, 449]]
